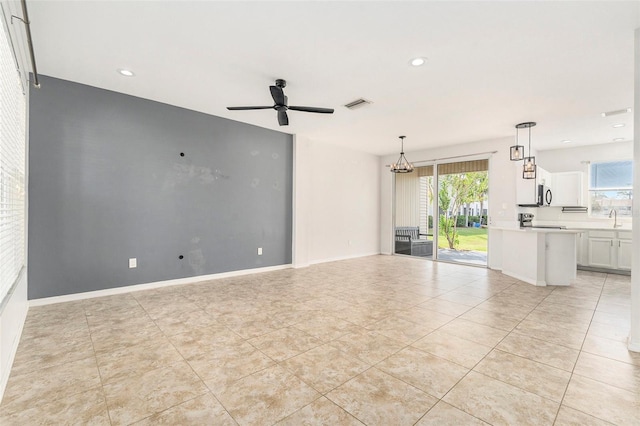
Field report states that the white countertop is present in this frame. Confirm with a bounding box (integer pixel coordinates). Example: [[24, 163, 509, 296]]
[[490, 226, 583, 234], [565, 226, 631, 231], [533, 221, 631, 231]]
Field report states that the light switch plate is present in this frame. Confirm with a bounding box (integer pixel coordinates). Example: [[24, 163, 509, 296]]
[[257, 247, 263, 255], [129, 258, 137, 268]]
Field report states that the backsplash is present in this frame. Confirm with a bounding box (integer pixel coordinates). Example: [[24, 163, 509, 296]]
[[518, 206, 631, 229]]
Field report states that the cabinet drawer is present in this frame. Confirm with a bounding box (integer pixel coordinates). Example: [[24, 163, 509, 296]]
[[617, 231, 632, 240], [588, 230, 616, 238]]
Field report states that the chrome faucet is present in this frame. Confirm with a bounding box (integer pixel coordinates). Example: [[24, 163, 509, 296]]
[[609, 209, 621, 228]]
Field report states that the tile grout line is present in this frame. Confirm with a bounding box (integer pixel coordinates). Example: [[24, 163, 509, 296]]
[[135, 292, 242, 425], [376, 278, 525, 425], [4, 259, 632, 425], [552, 272, 614, 426], [83, 301, 115, 426], [412, 279, 525, 425], [430, 279, 567, 423]]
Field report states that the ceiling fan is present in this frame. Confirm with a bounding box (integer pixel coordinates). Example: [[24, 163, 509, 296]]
[[227, 79, 334, 126]]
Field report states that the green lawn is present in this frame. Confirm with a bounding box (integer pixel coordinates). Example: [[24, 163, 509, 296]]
[[437, 227, 488, 252]]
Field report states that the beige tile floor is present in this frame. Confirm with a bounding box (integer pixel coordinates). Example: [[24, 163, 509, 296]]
[[1, 255, 639, 425]]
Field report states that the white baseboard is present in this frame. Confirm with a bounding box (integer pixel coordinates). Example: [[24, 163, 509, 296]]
[[30, 264, 292, 307], [0, 310, 26, 403], [501, 269, 546, 286], [309, 252, 381, 266], [0, 273, 28, 404], [629, 338, 640, 353]]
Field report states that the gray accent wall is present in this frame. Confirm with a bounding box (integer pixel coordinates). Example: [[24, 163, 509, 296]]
[[28, 75, 292, 299]]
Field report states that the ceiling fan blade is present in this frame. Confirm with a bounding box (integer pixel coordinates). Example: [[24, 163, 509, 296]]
[[270, 86, 286, 105], [278, 110, 289, 126], [227, 106, 273, 110], [289, 106, 334, 114]]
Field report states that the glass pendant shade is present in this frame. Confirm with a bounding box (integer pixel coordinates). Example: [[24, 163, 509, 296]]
[[510, 145, 524, 161], [523, 156, 536, 179], [390, 136, 414, 173]]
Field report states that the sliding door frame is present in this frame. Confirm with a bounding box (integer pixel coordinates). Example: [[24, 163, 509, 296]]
[[392, 152, 493, 267]]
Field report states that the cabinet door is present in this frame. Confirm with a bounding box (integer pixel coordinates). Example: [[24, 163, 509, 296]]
[[550, 172, 583, 207], [516, 166, 538, 205], [588, 238, 614, 268], [617, 239, 632, 270]]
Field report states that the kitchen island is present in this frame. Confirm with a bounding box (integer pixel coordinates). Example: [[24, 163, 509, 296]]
[[491, 227, 583, 286]]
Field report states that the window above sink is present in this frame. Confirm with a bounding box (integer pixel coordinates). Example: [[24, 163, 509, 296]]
[[589, 160, 633, 217]]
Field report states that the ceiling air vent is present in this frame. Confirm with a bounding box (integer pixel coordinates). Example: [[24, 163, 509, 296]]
[[344, 98, 372, 110], [601, 108, 631, 117]]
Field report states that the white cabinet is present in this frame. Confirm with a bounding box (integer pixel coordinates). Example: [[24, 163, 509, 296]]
[[588, 236, 615, 268], [551, 172, 584, 207], [585, 230, 631, 271], [617, 232, 632, 271]]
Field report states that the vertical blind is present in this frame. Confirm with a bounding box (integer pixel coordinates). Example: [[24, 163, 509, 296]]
[[0, 19, 26, 304], [395, 172, 421, 226]]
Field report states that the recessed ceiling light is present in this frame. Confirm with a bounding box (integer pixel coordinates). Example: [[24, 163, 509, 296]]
[[613, 137, 625, 142], [561, 140, 572, 144], [409, 57, 427, 67], [118, 69, 135, 77], [612, 123, 625, 128]]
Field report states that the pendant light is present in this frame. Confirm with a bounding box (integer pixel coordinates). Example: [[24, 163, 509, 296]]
[[517, 122, 537, 179], [510, 126, 524, 161], [390, 136, 414, 173]]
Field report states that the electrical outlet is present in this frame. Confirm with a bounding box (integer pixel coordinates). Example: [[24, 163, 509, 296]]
[[257, 247, 263, 255], [129, 258, 137, 268]]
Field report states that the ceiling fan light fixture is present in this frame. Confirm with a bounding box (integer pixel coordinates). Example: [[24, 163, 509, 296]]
[[390, 136, 414, 173]]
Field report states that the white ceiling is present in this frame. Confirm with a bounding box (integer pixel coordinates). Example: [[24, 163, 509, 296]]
[[24, 1, 640, 155]]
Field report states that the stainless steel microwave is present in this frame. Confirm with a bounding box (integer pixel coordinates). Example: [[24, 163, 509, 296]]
[[538, 184, 552, 206]]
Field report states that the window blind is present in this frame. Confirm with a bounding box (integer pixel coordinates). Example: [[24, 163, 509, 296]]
[[589, 161, 633, 190], [0, 19, 26, 304], [437, 159, 488, 175]]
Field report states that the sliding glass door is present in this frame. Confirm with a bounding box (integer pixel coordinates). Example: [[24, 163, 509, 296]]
[[394, 158, 489, 266], [435, 159, 488, 266]]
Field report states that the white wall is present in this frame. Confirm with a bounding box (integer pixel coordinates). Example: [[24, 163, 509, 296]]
[[629, 27, 640, 352], [294, 137, 380, 266], [380, 136, 520, 267], [537, 141, 632, 173]]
